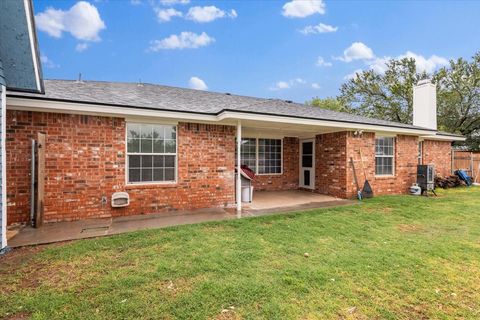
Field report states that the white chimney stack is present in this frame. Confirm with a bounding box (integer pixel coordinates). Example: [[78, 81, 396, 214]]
[[413, 79, 437, 130]]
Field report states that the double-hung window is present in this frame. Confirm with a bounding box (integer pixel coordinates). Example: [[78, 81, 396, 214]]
[[127, 123, 177, 183], [375, 137, 395, 176], [238, 138, 282, 174]]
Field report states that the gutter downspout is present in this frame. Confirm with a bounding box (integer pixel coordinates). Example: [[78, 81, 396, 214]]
[[236, 121, 242, 214]]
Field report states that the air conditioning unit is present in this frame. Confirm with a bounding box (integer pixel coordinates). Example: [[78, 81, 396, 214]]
[[417, 165, 436, 196], [111, 192, 130, 208]]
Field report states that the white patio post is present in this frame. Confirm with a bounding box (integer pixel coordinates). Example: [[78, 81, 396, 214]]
[[236, 121, 242, 213]]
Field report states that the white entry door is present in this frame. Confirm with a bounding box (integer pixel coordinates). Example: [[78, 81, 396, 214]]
[[300, 139, 315, 189]]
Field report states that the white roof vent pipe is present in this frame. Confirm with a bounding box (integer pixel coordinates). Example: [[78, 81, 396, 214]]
[[413, 79, 437, 130]]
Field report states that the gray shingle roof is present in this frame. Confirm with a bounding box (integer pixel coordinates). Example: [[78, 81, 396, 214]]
[[9, 79, 435, 132]]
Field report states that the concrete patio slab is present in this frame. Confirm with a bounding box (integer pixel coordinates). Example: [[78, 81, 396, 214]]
[[244, 190, 349, 212], [7, 190, 357, 248]]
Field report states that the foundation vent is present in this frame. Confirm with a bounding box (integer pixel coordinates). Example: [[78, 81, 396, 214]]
[[111, 192, 130, 208]]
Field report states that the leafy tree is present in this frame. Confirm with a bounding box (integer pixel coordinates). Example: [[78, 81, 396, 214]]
[[434, 53, 480, 150], [334, 54, 480, 150], [338, 58, 427, 123], [306, 97, 347, 112]]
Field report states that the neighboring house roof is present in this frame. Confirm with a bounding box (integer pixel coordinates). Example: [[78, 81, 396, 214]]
[[0, 0, 43, 93], [9, 79, 439, 133]]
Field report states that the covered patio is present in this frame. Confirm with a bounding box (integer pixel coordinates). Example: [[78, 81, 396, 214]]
[[234, 119, 343, 213], [7, 190, 355, 247]]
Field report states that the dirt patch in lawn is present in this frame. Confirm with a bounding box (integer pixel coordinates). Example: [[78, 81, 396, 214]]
[[0, 246, 44, 269], [397, 224, 425, 233], [215, 307, 240, 320], [0, 243, 68, 293], [3, 311, 31, 320]]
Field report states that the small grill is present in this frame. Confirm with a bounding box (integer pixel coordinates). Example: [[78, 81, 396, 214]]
[[236, 165, 255, 203]]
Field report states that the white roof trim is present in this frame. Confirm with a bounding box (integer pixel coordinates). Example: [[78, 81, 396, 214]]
[[6, 96, 440, 136], [421, 134, 466, 142], [23, 0, 42, 92]]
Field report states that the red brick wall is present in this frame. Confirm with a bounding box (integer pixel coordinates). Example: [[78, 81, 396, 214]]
[[313, 131, 419, 199], [252, 137, 299, 191], [315, 132, 348, 198], [6, 111, 236, 225], [423, 140, 452, 177], [6, 109, 455, 224], [345, 132, 419, 198]]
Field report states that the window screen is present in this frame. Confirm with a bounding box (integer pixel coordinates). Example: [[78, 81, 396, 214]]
[[375, 137, 395, 175], [127, 123, 176, 183]]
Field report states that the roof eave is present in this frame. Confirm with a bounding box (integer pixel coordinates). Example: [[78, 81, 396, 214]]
[[6, 95, 438, 136], [420, 134, 466, 142]]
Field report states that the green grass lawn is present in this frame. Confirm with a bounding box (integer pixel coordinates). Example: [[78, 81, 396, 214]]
[[1, 187, 480, 319]]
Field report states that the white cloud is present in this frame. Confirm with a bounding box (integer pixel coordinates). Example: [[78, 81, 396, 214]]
[[186, 6, 237, 23], [149, 32, 215, 51], [398, 51, 448, 73], [368, 52, 448, 74], [336, 41, 448, 74], [367, 57, 390, 74], [300, 23, 337, 34], [189, 76, 208, 90], [35, 1, 106, 41], [160, 0, 189, 5], [345, 51, 448, 79], [273, 81, 290, 90], [311, 83, 321, 89], [336, 42, 374, 62], [75, 43, 89, 52], [315, 56, 332, 67], [270, 78, 307, 90], [229, 9, 238, 18], [282, 0, 325, 18], [40, 55, 59, 68], [344, 69, 363, 80], [155, 8, 182, 22], [130, 0, 141, 5]]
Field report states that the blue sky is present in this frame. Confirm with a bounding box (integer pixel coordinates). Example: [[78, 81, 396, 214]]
[[34, 0, 480, 103]]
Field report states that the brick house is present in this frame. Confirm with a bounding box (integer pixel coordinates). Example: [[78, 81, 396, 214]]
[[4, 79, 464, 227], [0, 0, 44, 251]]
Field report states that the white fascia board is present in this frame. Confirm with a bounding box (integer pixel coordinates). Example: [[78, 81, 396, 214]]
[[219, 111, 436, 136], [421, 134, 466, 142], [24, 0, 42, 93], [6, 97, 437, 136]]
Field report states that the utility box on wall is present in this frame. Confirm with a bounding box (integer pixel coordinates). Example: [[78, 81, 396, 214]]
[[417, 165, 435, 193]]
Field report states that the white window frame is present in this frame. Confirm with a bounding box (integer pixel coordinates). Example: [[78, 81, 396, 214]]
[[418, 140, 423, 165], [239, 137, 283, 176], [375, 136, 395, 177], [125, 122, 178, 185]]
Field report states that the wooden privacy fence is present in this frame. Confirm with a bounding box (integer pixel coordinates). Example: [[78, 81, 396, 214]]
[[452, 151, 480, 182]]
